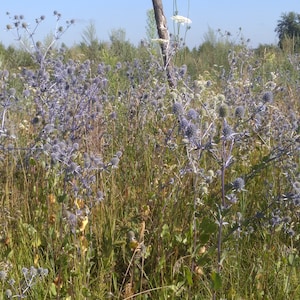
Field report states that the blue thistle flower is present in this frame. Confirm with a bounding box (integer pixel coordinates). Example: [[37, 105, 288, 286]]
[[262, 91, 273, 103], [286, 228, 295, 236], [222, 124, 234, 140], [185, 123, 197, 139], [235, 106, 245, 119], [23, 89, 30, 97], [232, 177, 245, 191], [179, 117, 189, 132], [172, 102, 184, 116], [179, 64, 187, 77], [186, 108, 198, 120], [110, 156, 120, 168]]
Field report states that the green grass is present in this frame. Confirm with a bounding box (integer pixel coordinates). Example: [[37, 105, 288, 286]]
[[0, 39, 299, 300]]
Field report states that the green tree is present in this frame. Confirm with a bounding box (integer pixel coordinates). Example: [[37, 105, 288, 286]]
[[81, 20, 99, 47], [109, 28, 136, 61], [80, 20, 100, 61], [275, 11, 300, 51], [145, 9, 158, 44]]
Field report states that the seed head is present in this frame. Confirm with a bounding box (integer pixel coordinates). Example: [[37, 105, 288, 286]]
[[218, 103, 228, 118], [0, 270, 7, 281], [5, 289, 12, 298]]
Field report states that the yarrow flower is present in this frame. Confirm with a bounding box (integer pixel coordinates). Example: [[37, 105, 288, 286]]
[[151, 38, 169, 44], [171, 15, 192, 25]]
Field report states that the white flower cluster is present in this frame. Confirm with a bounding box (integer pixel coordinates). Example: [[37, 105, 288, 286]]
[[171, 15, 192, 25]]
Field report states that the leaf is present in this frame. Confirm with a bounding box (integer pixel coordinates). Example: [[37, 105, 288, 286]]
[[288, 254, 295, 266], [58, 193, 68, 203], [29, 157, 36, 166], [211, 271, 222, 291], [82, 287, 92, 297], [161, 223, 170, 238], [49, 282, 57, 296], [200, 217, 218, 234], [7, 249, 14, 260], [199, 233, 210, 244], [31, 235, 41, 248], [184, 266, 193, 286]]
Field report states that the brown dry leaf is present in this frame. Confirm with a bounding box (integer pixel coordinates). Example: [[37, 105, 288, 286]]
[[79, 235, 88, 254], [79, 216, 88, 232], [48, 194, 56, 204], [74, 198, 85, 209], [123, 282, 134, 299]]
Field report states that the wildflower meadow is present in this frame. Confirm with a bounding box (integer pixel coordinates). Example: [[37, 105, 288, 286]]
[[0, 8, 299, 300]]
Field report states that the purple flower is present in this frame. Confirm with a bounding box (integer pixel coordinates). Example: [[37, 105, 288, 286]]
[[185, 123, 197, 139], [222, 124, 235, 140], [232, 177, 245, 191], [186, 108, 198, 120], [235, 106, 245, 119], [172, 102, 184, 116], [262, 91, 273, 103]]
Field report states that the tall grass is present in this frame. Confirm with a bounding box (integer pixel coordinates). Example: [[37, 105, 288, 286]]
[[0, 14, 299, 300]]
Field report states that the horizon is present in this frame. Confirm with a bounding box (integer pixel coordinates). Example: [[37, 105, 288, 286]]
[[1, 1, 299, 50]]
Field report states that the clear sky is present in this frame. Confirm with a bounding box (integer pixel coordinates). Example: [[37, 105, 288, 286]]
[[1, 1, 299, 49]]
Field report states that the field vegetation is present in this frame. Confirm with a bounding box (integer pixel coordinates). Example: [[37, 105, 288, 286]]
[[0, 10, 299, 300]]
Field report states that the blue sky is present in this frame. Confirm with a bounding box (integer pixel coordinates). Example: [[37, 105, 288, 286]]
[[1, 1, 299, 49]]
